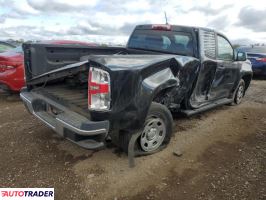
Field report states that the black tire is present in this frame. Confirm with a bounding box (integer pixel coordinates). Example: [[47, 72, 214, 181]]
[[120, 102, 173, 154], [233, 79, 245, 105]]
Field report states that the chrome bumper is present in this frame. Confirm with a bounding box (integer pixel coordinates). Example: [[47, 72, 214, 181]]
[[20, 90, 109, 149]]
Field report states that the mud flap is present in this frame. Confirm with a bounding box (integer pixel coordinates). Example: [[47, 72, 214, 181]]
[[128, 131, 142, 168]]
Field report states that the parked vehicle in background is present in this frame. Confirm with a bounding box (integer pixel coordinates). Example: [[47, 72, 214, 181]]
[[20, 24, 253, 155], [239, 46, 266, 76], [0, 40, 96, 93], [0, 41, 16, 53]]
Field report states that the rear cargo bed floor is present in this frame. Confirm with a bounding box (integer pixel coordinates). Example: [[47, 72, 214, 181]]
[[36, 84, 88, 110]]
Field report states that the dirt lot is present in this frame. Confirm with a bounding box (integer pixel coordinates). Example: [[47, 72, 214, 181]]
[[0, 80, 265, 200]]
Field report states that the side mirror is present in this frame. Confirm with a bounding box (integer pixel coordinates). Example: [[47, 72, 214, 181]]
[[235, 51, 247, 61]]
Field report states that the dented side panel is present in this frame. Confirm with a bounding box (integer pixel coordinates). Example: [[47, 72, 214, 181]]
[[87, 55, 200, 132]]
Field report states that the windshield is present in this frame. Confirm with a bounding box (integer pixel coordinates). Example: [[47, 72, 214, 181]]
[[0, 43, 14, 53], [128, 29, 194, 56], [8, 46, 23, 54]]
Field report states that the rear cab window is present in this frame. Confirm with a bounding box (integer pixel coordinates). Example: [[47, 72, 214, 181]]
[[127, 29, 194, 56]]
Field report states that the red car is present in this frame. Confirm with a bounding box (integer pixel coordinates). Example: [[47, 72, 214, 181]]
[[0, 40, 96, 93]]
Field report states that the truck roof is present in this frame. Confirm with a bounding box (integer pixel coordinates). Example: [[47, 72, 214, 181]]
[[136, 24, 212, 31], [135, 24, 225, 37], [135, 24, 224, 35]]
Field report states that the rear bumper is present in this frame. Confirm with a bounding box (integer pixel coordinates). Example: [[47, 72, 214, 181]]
[[20, 90, 109, 149]]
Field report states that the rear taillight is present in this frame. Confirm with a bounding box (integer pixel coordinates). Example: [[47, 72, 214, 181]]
[[88, 67, 111, 111], [256, 58, 266, 62]]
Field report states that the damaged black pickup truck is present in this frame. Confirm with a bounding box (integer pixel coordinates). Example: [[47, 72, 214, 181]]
[[21, 24, 252, 155]]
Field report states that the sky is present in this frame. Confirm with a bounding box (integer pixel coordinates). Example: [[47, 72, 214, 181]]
[[0, 0, 266, 45]]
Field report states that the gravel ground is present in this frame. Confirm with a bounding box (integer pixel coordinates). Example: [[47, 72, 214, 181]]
[[0, 80, 265, 200]]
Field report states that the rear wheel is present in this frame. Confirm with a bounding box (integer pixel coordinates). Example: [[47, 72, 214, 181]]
[[234, 79, 245, 105], [120, 102, 173, 154], [140, 117, 167, 152]]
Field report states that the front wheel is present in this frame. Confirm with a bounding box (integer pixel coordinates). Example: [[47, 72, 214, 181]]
[[233, 79, 245, 105]]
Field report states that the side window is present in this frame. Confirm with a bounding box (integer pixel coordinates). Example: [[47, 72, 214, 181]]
[[202, 30, 216, 59], [217, 35, 233, 60]]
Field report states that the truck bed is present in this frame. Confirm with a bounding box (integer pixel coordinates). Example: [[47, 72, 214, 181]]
[[23, 43, 159, 85], [33, 84, 89, 116]]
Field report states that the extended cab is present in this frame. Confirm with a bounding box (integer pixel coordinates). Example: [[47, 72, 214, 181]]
[[20, 24, 252, 154]]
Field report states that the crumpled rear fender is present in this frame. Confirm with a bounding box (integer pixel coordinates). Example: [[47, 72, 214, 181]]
[[136, 58, 200, 127], [89, 56, 200, 133]]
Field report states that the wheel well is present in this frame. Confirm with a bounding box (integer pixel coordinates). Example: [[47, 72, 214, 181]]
[[242, 74, 252, 91], [152, 87, 173, 107]]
